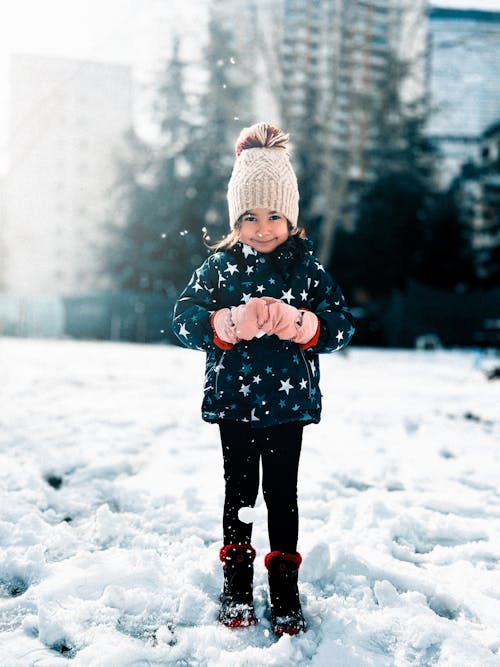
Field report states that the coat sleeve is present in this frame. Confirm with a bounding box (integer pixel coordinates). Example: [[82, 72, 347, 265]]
[[306, 257, 355, 353], [172, 255, 221, 352]]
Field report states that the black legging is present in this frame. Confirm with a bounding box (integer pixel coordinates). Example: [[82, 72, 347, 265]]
[[219, 421, 303, 553]]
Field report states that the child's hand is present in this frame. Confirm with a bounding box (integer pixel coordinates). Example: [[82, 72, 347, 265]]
[[293, 310, 320, 344], [231, 298, 270, 340], [212, 308, 239, 344], [261, 301, 301, 339], [262, 301, 319, 343]]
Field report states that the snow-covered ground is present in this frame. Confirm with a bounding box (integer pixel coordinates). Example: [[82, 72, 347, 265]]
[[1, 337, 499, 667]]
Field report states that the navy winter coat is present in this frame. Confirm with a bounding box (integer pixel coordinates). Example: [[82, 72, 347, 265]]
[[173, 237, 355, 428]]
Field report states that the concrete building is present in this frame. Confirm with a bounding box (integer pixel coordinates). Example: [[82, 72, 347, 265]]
[[3, 54, 132, 294], [278, 0, 427, 259], [426, 8, 500, 188], [282, 0, 425, 173]]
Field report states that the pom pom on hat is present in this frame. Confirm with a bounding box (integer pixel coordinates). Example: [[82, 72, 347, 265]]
[[235, 123, 290, 156], [227, 122, 299, 229]]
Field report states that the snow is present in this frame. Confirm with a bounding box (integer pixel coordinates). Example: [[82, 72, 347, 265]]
[[1, 337, 499, 666]]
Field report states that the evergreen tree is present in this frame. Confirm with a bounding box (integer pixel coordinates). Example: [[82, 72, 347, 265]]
[[284, 82, 325, 245], [451, 154, 500, 288], [100, 38, 204, 295], [99, 2, 255, 296], [417, 190, 475, 289], [351, 171, 429, 296], [362, 54, 437, 181], [189, 2, 254, 244], [151, 36, 209, 292], [329, 50, 440, 298]]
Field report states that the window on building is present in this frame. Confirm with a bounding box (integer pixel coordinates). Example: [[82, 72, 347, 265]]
[[371, 36, 388, 46]]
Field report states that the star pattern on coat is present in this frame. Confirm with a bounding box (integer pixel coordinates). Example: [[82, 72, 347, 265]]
[[250, 408, 260, 421], [172, 238, 355, 428], [279, 378, 294, 395], [225, 263, 239, 275], [281, 289, 295, 304], [242, 243, 257, 258]]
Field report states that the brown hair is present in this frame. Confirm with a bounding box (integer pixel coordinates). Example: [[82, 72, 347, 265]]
[[207, 218, 306, 252]]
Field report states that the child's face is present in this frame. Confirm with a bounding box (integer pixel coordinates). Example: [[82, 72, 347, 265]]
[[238, 208, 289, 253]]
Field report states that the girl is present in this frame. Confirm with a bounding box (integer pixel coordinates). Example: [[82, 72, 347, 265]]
[[173, 123, 355, 635]]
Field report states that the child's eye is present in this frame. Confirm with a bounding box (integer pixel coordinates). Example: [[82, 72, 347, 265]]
[[270, 215, 282, 221], [244, 216, 257, 222]]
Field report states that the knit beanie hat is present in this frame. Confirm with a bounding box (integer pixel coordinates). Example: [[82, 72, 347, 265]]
[[227, 122, 299, 229]]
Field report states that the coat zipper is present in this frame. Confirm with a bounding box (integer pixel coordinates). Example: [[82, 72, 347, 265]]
[[299, 349, 313, 399], [214, 351, 226, 396]]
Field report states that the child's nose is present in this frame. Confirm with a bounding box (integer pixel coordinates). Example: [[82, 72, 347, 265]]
[[256, 221, 271, 236]]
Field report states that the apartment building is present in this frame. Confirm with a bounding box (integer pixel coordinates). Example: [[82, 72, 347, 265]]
[[3, 54, 132, 294], [426, 7, 500, 188], [279, 0, 426, 259]]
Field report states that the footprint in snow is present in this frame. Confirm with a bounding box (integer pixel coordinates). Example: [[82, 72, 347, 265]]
[[48, 640, 78, 659], [393, 533, 487, 556], [45, 474, 63, 489], [0, 577, 29, 598]]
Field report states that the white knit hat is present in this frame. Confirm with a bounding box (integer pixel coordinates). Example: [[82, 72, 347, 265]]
[[227, 123, 299, 229]]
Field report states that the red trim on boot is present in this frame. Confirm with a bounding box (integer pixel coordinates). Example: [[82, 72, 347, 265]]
[[264, 551, 302, 570], [274, 624, 302, 637], [220, 544, 256, 563], [225, 616, 257, 628]]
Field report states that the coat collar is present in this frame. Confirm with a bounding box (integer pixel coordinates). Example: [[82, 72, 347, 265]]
[[227, 237, 311, 277]]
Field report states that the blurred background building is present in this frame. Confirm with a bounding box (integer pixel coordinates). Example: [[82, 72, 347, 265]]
[[426, 8, 500, 187], [452, 121, 500, 283], [0, 0, 499, 346], [421, 7, 500, 287], [3, 54, 132, 294], [280, 0, 427, 259]]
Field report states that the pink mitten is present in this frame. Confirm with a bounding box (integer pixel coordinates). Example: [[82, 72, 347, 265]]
[[212, 308, 239, 344], [262, 301, 302, 340], [293, 310, 319, 344], [231, 298, 269, 340]]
